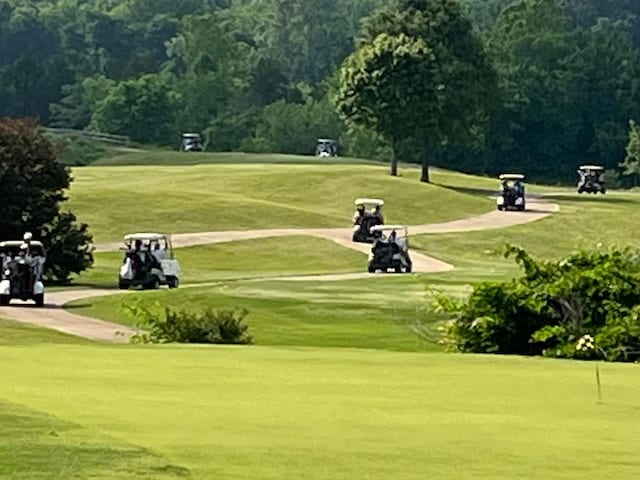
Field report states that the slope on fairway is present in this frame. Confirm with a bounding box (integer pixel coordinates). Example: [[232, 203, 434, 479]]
[[413, 193, 640, 283], [66, 277, 435, 351], [76, 235, 367, 287], [93, 150, 383, 166], [66, 162, 493, 242], [1, 345, 638, 479]]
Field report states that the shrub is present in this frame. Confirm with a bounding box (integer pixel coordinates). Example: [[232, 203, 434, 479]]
[[434, 245, 640, 362], [124, 300, 252, 345], [57, 136, 108, 166]]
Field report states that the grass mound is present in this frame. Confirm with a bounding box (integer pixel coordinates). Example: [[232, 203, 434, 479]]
[[67, 161, 493, 242]]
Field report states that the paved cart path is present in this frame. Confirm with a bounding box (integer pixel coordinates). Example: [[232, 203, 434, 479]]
[[0, 199, 558, 342]]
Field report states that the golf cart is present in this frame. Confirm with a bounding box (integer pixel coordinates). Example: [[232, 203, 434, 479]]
[[119, 233, 181, 290], [577, 165, 606, 194], [0, 234, 46, 307], [367, 225, 412, 274], [497, 174, 526, 211], [352, 198, 385, 243], [180, 133, 204, 152], [316, 138, 338, 157]]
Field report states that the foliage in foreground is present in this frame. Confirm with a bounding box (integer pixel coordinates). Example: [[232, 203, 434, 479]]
[[124, 300, 252, 345], [433, 245, 640, 362]]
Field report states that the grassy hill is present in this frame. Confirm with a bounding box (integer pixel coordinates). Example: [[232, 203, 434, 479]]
[[66, 154, 494, 242]]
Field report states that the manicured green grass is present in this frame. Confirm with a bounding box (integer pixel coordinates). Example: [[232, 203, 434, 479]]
[[415, 193, 640, 283], [93, 150, 384, 166], [67, 278, 437, 351], [67, 162, 493, 242], [0, 399, 188, 479], [1, 345, 638, 479], [0, 318, 90, 345], [75, 236, 367, 287]]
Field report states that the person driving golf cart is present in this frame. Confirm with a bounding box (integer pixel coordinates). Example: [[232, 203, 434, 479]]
[[367, 225, 412, 274], [180, 133, 204, 152], [496, 174, 526, 211], [352, 198, 385, 243], [119, 233, 181, 290], [316, 139, 338, 157], [577, 165, 606, 194], [0, 233, 46, 307]]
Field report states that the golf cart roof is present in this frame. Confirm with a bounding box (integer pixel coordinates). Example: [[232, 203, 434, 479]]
[[317, 138, 336, 143], [124, 233, 171, 242], [370, 225, 408, 232], [499, 174, 525, 180], [355, 198, 384, 207], [182, 133, 201, 138], [0, 240, 44, 248], [579, 165, 604, 171]]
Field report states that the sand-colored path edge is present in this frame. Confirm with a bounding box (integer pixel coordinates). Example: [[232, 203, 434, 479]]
[[0, 199, 558, 343]]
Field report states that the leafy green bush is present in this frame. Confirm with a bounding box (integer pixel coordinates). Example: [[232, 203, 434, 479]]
[[433, 245, 640, 362], [124, 301, 252, 345], [57, 137, 108, 166]]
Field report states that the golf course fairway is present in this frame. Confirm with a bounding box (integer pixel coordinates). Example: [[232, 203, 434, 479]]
[[0, 344, 637, 479]]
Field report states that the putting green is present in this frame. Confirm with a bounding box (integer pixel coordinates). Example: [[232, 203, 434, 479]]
[[1, 345, 637, 479]]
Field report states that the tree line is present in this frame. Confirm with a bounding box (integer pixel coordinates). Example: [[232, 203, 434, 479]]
[[2, 0, 640, 181]]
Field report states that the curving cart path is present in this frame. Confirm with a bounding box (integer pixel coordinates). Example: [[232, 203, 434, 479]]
[[0, 199, 558, 343]]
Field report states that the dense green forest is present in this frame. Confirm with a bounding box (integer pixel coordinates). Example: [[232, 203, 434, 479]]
[[2, 0, 640, 181]]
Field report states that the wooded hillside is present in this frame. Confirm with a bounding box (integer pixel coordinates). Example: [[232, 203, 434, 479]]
[[2, 0, 639, 181]]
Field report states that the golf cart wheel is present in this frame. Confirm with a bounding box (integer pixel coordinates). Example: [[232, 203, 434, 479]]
[[33, 294, 44, 308], [118, 280, 129, 290], [405, 263, 412, 273], [167, 276, 179, 289], [143, 276, 160, 290], [0, 295, 9, 306], [367, 265, 375, 274], [394, 266, 402, 274]]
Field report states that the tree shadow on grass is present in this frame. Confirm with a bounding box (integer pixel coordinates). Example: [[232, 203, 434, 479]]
[[432, 184, 497, 198], [541, 193, 639, 205]]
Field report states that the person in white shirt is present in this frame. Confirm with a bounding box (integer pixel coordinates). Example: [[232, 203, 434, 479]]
[[152, 243, 165, 263]]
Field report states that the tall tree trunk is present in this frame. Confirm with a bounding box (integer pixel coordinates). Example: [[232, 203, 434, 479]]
[[390, 141, 398, 176], [420, 142, 430, 183]]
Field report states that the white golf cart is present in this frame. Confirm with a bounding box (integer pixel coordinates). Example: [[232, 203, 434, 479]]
[[352, 198, 385, 243], [367, 225, 412, 274], [316, 138, 338, 157], [497, 174, 526, 211], [180, 133, 204, 152], [0, 234, 46, 307], [577, 165, 606, 194], [119, 233, 181, 290]]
